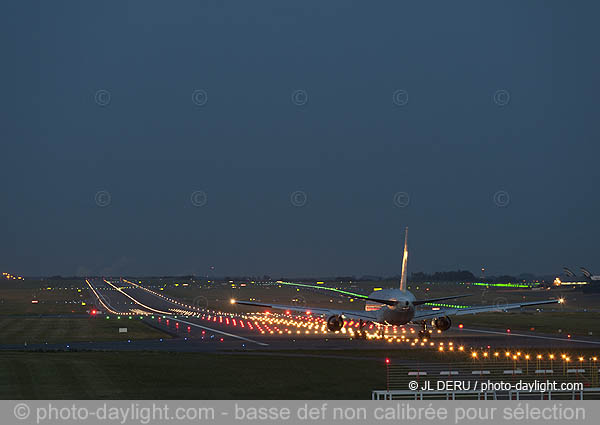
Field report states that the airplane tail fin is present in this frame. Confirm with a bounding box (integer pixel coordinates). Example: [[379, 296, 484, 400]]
[[581, 267, 592, 279], [563, 267, 576, 278], [399, 227, 408, 291]]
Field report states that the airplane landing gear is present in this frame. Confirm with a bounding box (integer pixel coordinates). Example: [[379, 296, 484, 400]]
[[418, 321, 430, 340], [355, 320, 367, 339]]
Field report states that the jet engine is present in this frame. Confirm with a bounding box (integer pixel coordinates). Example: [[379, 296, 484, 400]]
[[431, 316, 452, 331], [327, 315, 344, 332]]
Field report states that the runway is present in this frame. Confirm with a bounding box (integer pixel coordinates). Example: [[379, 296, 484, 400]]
[[2, 277, 596, 354]]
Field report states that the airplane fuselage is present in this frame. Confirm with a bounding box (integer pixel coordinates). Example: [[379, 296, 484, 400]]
[[365, 289, 416, 325]]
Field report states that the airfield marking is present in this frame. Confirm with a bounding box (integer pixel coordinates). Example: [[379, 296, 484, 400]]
[[167, 317, 269, 347], [461, 327, 600, 345], [91, 279, 269, 346], [102, 279, 173, 315], [85, 279, 126, 314]]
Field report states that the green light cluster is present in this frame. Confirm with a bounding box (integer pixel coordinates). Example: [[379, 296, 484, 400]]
[[424, 302, 469, 309], [270, 282, 472, 310], [463, 282, 531, 288], [275, 281, 369, 299]]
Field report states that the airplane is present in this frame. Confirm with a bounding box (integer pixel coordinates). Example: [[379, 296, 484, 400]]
[[232, 228, 563, 338], [580, 267, 600, 293], [559, 266, 600, 292], [580, 267, 600, 282], [563, 267, 577, 279]]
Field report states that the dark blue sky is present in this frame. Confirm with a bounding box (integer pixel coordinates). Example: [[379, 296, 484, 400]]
[[2, 1, 599, 277]]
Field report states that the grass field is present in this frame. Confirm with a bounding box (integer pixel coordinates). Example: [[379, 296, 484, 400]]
[[0, 318, 170, 344], [157, 280, 577, 312], [456, 312, 600, 336], [0, 351, 384, 399], [0, 288, 88, 315]]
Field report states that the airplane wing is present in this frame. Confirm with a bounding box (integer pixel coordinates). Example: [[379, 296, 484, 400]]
[[413, 294, 472, 306], [412, 299, 561, 321], [232, 300, 379, 322]]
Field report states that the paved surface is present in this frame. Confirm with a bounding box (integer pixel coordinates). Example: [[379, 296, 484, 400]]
[[2, 278, 599, 353]]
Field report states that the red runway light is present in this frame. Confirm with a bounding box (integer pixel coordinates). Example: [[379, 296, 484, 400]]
[[458, 324, 463, 329], [506, 329, 511, 333], [385, 358, 390, 364], [187, 326, 191, 332]]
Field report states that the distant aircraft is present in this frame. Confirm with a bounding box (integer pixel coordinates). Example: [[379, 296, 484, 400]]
[[232, 228, 562, 338], [580, 267, 600, 282], [560, 266, 600, 292], [563, 267, 577, 278]]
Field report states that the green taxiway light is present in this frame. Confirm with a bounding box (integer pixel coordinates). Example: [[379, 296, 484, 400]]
[[252, 281, 475, 308], [424, 302, 469, 309], [276, 281, 369, 299], [468, 282, 531, 288]]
